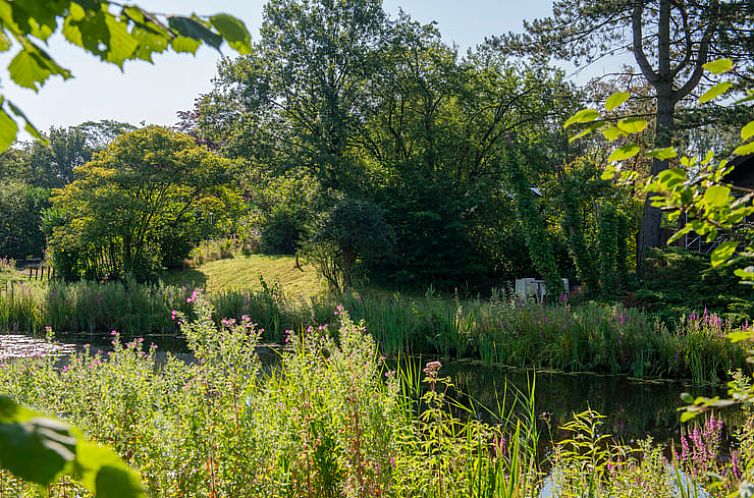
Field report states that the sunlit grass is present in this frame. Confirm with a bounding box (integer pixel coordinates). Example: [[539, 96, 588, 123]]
[[164, 254, 323, 300]]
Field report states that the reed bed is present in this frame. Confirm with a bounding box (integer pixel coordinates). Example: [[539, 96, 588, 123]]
[[0, 279, 746, 383]]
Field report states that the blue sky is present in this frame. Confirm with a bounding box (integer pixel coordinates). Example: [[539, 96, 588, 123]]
[[0, 1, 620, 135]]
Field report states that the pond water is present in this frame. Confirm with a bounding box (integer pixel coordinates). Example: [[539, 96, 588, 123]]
[[1, 331, 736, 447]]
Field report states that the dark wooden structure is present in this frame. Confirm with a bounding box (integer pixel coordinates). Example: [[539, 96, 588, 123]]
[[725, 154, 754, 191], [680, 154, 754, 253]]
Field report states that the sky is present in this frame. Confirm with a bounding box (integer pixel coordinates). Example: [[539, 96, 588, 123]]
[[0, 1, 621, 136]]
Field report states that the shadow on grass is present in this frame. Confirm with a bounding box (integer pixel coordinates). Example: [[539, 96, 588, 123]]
[[161, 268, 208, 289]]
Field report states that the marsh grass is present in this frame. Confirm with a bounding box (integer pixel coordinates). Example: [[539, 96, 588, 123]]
[[0, 278, 746, 382]]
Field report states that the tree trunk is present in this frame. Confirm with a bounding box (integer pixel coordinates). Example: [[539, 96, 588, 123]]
[[342, 248, 353, 290], [637, 88, 674, 273], [637, 0, 674, 275]]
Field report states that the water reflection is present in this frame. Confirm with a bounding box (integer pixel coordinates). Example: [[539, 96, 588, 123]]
[[52, 331, 741, 445], [439, 361, 736, 445]]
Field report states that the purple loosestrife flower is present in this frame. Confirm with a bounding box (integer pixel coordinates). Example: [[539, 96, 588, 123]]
[[732, 450, 742, 479]]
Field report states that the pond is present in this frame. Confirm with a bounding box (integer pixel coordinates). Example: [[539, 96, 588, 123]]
[[1, 331, 735, 447]]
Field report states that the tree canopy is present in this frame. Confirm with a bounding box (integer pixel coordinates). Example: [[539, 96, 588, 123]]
[[47, 126, 242, 281]]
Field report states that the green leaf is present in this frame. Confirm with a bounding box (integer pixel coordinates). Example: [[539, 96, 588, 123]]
[[711, 240, 738, 268], [568, 122, 602, 143], [648, 147, 677, 160], [0, 107, 19, 152], [699, 81, 733, 104], [605, 91, 630, 111], [734, 141, 754, 156], [170, 36, 201, 54], [703, 58, 734, 75], [563, 109, 600, 129], [600, 165, 617, 180], [0, 397, 75, 486], [168, 16, 222, 50], [607, 143, 640, 162], [77, 442, 146, 498], [704, 185, 731, 209], [680, 392, 694, 404], [616, 117, 648, 134], [7, 45, 71, 91], [210, 14, 252, 54], [741, 120, 754, 142], [103, 13, 139, 66], [601, 126, 624, 141]]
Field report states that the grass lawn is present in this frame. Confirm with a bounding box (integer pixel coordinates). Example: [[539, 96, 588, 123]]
[[164, 254, 323, 300], [0, 266, 43, 289]]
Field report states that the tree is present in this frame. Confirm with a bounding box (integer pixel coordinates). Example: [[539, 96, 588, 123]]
[[199, 0, 385, 192], [26, 125, 92, 188], [0, 180, 48, 259], [506, 0, 754, 272], [47, 126, 242, 281], [308, 199, 394, 291]]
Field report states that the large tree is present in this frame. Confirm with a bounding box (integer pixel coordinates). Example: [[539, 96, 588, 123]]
[[504, 0, 754, 272], [47, 126, 241, 281], [201, 0, 385, 192]]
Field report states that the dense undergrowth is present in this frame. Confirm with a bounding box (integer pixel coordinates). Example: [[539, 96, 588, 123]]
[[0, 278, 747, 384], [0, 297, 752, 496]]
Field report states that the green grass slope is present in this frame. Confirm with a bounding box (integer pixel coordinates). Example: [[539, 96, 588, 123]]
[[165, 254, 323, 300]]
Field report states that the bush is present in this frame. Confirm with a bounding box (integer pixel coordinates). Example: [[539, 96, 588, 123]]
[[187, 237, 259, 267], [637, 247, 754, 323], [307, 199, 394, 291]]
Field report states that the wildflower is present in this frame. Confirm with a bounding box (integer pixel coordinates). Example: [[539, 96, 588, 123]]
[[221, 318, 237, 328], [61, 365, 71, 373], [732, 450, 742, 479], [171, 309, 178, 321], [187, 288, 202, 304], [110, 329, 118, 337], [559, 293, 568, 305], [334, 304, 345, 316], [689, 311, 698, 322], [241, 315, 251, 323], [423, 360, 443, 376]]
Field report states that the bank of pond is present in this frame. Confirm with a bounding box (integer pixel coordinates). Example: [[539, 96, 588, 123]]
[[0, 279, 747, 384]]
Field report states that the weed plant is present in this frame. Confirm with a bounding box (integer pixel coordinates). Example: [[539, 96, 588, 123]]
[[0, 299, 751, 496]]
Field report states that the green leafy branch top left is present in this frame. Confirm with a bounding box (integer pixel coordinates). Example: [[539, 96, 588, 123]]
[[0, 0, 253, 150]]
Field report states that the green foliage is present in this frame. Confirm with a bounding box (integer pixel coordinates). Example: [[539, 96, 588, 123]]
[[309, 199, 394, 290], [0, 1, 251, 150], [597, 204, 630, 298], [198, 0, 580, 290], [637, 248, 754, 323], [505, 150, 563, 298], [0, 395, 145, 497], [0, 299, 750, 496], [46, 126, 242, 281], [0, 180, 48, 259], [0, 278, 745, 383]]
